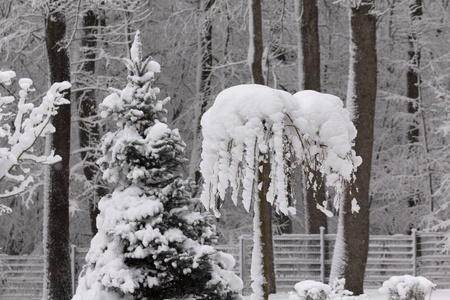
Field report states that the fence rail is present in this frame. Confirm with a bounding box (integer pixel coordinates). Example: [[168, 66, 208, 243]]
[[1, 231, 449, 298]]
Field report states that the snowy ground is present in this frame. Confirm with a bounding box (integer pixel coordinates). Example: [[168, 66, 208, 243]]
[[246, 289, 450, 299]]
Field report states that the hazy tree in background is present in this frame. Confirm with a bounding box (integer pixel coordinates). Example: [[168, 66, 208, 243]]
[[330, 0, 377, 295], [75, 9, 107, 235], [43, 1, 72, 299], [190, 0, 216, 185]]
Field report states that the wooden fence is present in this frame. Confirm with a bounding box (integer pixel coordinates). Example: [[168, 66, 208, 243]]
[[1, 231, 449, 298]]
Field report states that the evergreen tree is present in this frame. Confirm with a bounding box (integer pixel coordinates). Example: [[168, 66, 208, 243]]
[[72, 31, 242, 300]]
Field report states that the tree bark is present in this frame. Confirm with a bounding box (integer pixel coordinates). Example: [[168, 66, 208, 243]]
[[407, 0, 422, 144], [249, 0, 265, 85], [301, 0, 321, 91], [406, 0, 422, 209], [330, 1, 377, 295], [248, 0, 276, 296], [43, 3, 72, 300], [254, 159, 275, 300], [190, 0, 215, 184], [75, 10, 107, 235], [300, 0, 328, 235]]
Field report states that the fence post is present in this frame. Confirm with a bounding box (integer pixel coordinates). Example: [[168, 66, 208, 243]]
[[320, 226, 325, 283], [239, 236, 245, 287], [412, 229, 417, 276], [70, 244, 76, 295]]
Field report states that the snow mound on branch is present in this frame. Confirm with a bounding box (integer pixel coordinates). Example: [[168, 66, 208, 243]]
[[0, 70, 16, 85], [292, 90, 361, 212], [200, 84, 360, 217]]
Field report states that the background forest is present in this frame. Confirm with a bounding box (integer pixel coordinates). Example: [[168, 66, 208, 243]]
[[1, 0, 450, 256]]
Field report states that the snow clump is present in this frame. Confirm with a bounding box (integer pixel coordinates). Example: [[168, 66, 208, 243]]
[[379, 275, 436, 300]]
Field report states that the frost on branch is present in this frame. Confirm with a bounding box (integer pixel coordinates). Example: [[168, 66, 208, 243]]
[[0, 70, 70, 210], [73, 32, 242, 300], [200, 85, 361, 217]]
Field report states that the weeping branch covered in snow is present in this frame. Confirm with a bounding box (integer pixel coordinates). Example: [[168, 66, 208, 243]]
[[200, 84, 361, 218]]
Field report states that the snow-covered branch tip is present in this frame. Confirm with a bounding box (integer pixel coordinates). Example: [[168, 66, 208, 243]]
[[0, 204, 12, 215]]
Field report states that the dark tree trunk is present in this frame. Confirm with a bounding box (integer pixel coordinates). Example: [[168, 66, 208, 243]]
[[301, 0, 321, 91], [407, 0, 422, 145], [330, 1, 377, 295], [190, 0, 215, 183], [75, 10, 107, 235], [44, 4, 72, 300], [249, 0, 276, 296], [300, 0, 328, 235], [407, 0, 422, 209], [249, 0, 265, 85], [256, 160, 276, 300]]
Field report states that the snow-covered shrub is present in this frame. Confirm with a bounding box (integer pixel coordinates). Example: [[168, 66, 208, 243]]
[[72, 31, 242, 300], [288, 279, 354, 300], [0, 70, 70, 214], [289, 280, 331, 300], [379, 275, 436, 300]]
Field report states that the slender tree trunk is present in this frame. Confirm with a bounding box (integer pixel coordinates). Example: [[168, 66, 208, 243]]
[[76, 10, 107, 235], [253, 159, 275, 300], [249, 0, 265, 85], [407, 0, 422, 209], [300, 0, 328, 235], [248, 0, 276, 296], [190, 0, 215, 184], [43, 3, 72, 300], [330, 1, 377, 295], [407, 0, 421, 144]]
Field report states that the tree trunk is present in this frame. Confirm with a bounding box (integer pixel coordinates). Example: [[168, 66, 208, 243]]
[[190, 0, 215, 184], [249, 0, 265, 85], [300, 0, 328, 235], [301, 0, 321, 91], [76, 10, 107, 235], [330, 1, 377, 295], [248, 0, 276, 296], [406, 0, 422, 209], [407, 0, 422, 144], [43, 4, 72, 300], [252, 159, 275, 300]]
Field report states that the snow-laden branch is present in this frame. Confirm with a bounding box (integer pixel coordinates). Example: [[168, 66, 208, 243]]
[[200, 84, 361, 217], [333, 0, 362, 8], [0, 70, 70, 210]]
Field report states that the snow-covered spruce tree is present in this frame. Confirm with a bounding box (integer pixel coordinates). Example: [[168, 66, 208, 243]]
[[72, 31, 242, 300], [200, 85, 361, 300]]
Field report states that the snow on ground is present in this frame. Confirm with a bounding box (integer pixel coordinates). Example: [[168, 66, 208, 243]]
[[245, 289, 450, 300]]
